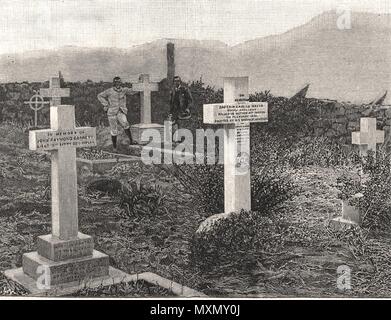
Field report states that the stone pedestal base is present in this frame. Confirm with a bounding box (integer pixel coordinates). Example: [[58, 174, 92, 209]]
[[4, 266, 129, 296], [37, 232, 94, 261], [22, 250, 109, 286], [4, 231, 111, 293], [130, 123, 164, 144]]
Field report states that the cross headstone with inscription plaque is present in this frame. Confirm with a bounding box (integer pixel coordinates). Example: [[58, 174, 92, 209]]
[[5, 102, 131, 294], [197, 77, 268, 232]]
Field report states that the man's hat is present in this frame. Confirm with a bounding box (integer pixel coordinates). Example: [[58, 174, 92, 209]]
[[174, 76, 181, 81]]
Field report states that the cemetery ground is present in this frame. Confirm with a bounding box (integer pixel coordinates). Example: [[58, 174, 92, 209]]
[[1, 122, 391, 298]]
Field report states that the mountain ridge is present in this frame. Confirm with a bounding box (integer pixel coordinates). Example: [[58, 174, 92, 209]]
[[1, 11, 390, 104]]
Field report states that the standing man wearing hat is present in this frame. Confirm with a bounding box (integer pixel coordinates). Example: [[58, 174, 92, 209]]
[[98, 76, 137, 152]]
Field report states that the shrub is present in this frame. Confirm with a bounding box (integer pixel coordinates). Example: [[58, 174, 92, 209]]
[[359, 151, 391, 231], [251, 164, 297, 214], [163, 163, 224, 214], [165, 161, 297, 216], [86, 178, 168, 217], [0, 121, 27, 146], [190, 210, 286, 269], [119, 180, 167, 217]]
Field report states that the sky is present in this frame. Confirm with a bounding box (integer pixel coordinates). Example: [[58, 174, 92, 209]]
[[0, 0, 390, 54]]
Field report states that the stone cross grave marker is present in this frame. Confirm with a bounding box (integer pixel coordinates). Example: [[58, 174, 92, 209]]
[[24, 93, 50, 127], [130, 74, 164, 144], [352, 117, 384, 157], [40, 76, 70, 106], [5, 100, 131, 293], [6, 104, 108, 288], [203, 76, 268, 214], [132, 74, 158, 124], [330, 117, 384, 230]]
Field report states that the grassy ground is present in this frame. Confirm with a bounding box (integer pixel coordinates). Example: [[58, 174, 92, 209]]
[[1, 123, 391, 297], [71, 280, 172, 297]]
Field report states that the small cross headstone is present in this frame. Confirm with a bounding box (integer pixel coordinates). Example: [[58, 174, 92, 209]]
[[130, 74, 164, 144], [132, 74, 158, 124], [330, 117, 384, 230], [40, 76, 70, 106], [201, 76, 268, 219], [352, 117, 384, 157], [24, 76, 70, 128]]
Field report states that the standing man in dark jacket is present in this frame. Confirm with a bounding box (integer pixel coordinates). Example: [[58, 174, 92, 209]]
[[97, 76, 137, 152], [169, 76, 193, 142]]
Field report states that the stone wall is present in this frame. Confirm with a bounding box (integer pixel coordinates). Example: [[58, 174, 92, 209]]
[[308, 101, 391, 145]]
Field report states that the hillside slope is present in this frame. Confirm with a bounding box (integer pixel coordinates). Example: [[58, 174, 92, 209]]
[[0, 11, 390, 104]]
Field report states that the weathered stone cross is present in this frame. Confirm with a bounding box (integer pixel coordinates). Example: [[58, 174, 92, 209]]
[[203, 77, 268, 214], [130, 74, 164, 144], [352, 117, 384, 157], [132, 74, 158, 124], [40, 76, 70, 106]]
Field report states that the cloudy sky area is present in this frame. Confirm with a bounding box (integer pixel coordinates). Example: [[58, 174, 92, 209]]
[[0, 0, 389, 54]]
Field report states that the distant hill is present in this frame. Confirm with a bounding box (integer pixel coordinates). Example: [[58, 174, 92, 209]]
[[1, 10, 390, 104]]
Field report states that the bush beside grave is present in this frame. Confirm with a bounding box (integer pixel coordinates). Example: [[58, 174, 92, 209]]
[[162, 164, 224, 214], [190, 210, 286, 270], [86, 177, 168, 217], [165, 161, 297, 216], [119, 180, 167, 217]]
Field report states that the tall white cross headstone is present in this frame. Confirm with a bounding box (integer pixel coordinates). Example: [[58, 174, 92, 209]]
[[132, 74, 158, 124], [352, 117, 384, 157], [5, 82, 133, 293], [203, 77, 268, 213], [29, 105, 96, 239]]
